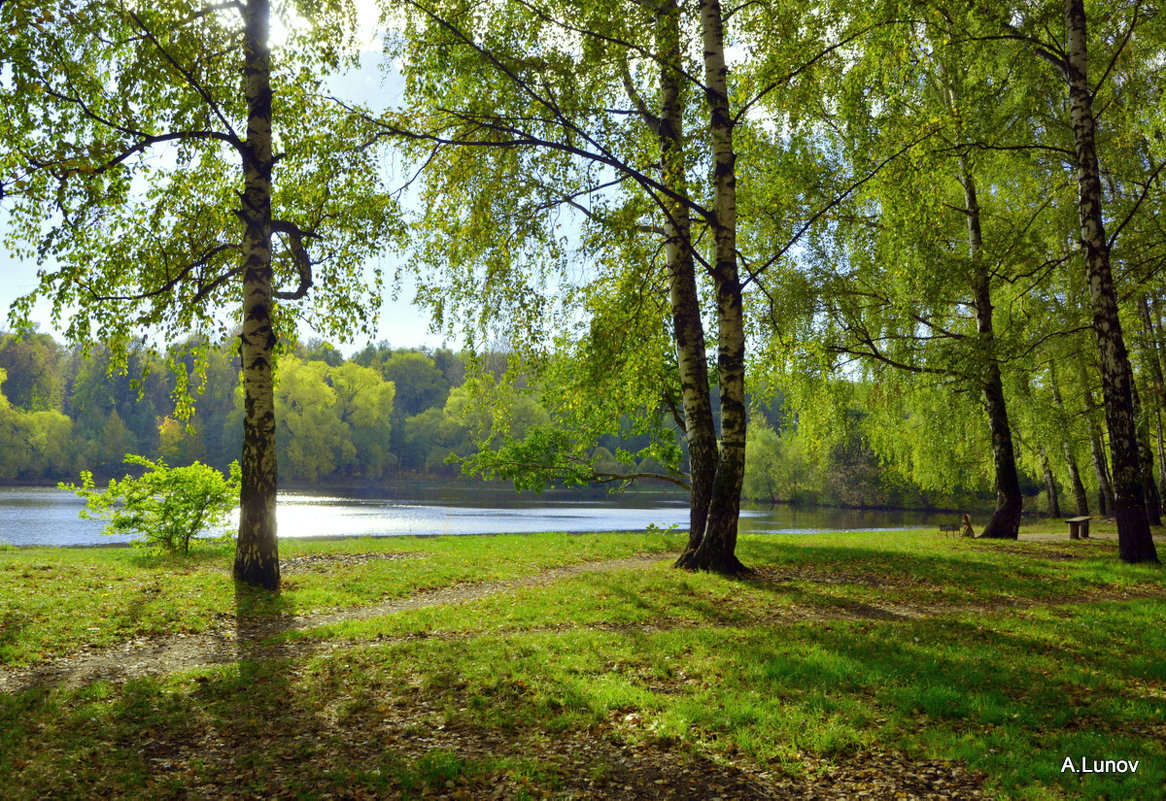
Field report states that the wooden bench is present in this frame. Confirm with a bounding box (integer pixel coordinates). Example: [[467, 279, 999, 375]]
[[1067, 516, 1091, 540], [938, 523, 959, 537]]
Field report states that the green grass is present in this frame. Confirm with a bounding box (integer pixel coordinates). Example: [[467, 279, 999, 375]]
[[0, 530, 682, 666], [1, 527, 1163, 799]]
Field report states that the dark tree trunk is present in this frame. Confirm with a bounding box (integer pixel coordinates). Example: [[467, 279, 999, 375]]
[[959, 159, 1021, 539], [1136, 296, 1166, 521], [1088, 422, 1113, 516], [1041, 450, 1061, 518], [234, 0, 281, 590], [1157, 409, 1166, 505], [649, 0, 718, 552], [1149, 299, 1166, 501], [1050, 360, 1089, 516], [1132, 383, 1162, 525], [1064, 0, 1156, 561], [1065, 442, 1090, 516], [675, 0, 748, 574], [1157, 411, 1166, 506]]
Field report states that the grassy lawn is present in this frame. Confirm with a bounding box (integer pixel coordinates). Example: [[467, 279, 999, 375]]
[[1, 526, 1163, 799]]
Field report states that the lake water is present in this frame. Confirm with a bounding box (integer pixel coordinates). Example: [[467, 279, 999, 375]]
[[0, 485, 941, 548]]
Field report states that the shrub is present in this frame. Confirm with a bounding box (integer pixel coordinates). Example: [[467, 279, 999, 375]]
[[62, 454, 240, 554]]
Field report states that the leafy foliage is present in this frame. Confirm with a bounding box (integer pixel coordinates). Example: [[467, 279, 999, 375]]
[[62, 455, 240, 555]]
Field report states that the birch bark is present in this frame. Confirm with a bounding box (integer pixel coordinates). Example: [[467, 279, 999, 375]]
[[675, 0, 748, 573], [651, 0, 718, 551], [235, 0, 281, 590], [1064, 0, 1156, 562]]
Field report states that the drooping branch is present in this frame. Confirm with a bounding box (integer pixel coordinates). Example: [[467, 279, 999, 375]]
[[734, 19, 903, 126], [271, 219, 319, 300], [352, 103, 715, 226], [504, 0, 706, 89], [377, 0, 720, 229], [964, 3, 1068, 72], [1107, 159, 1166, 250], [742, 129, 937, 287], [1092, 0, 1144, 97], [26, 127, 239, 182]]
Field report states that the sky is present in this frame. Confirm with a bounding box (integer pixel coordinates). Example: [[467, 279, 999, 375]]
[[0, 1, 451, 354]]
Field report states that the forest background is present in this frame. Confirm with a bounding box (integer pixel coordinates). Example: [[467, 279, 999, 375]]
[[0, 330, 1006, 511]]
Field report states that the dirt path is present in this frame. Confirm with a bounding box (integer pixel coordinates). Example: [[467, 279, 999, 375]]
[[0, 555, 668, 693]]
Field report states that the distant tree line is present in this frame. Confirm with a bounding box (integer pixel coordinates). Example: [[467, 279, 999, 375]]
[[1, 330, 1012, 512], [0, 332, 686, 488]]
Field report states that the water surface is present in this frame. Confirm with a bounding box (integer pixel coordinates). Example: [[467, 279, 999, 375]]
[[0, 484, 939, 547]]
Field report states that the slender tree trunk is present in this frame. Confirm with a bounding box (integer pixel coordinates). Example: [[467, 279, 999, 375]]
[[234, 0, 281, 590], [1064, 0, 1156, 562], [675, 0, 748, 574], [1156, 411, 1166, 504], [1049, 360, 1089, 515], [939, 33, 1021, 539], [1151, 299, 1166, 501], [1080, 373, 1115, 515], [650, 0, 718, 551], [1156, 410, 1166, 503], [1137, 295, 1166, 514], [1132, 382, 1162, 524], [1064, 442, 1089, 516], [1040, 449, 1061, 518], [1088, 420, 1113, 516], [959, 159, 1021, 539]]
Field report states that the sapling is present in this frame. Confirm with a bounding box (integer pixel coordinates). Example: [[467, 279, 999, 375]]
[[63, 455, 241, 555]]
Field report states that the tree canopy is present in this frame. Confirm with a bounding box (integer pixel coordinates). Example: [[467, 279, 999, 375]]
[[4, 0, 1166, 570]]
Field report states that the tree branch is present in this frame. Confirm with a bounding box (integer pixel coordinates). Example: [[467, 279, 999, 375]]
[[271, 220, 319, 300]]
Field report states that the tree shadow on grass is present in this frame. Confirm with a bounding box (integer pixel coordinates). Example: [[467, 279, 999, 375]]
[[124, 542, 235, 571], [735, 538, 1164, 603], [0, 612, 31, 667]]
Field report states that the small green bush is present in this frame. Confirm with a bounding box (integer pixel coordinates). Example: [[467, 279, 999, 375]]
[[62, 454, 240, 554]]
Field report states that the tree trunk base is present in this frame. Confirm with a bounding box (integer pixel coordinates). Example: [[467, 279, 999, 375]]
[[674, 548, 751, 576], [976, 505, 1021, 540], [234, 557, 281, 591], [1115, 505, 1160, 564]]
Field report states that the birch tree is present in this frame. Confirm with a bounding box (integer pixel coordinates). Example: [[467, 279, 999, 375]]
[[763, 4, 1053, 537], [376, 0, 752, 569], [2, 0, 399, 587], [968, 0, 1159, 561]]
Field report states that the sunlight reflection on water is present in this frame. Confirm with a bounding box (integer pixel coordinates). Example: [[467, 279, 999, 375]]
[[0, 486, 933, 547]]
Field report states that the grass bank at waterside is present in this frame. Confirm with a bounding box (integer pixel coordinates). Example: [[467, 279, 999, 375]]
[[1, 526, 1163, 799]]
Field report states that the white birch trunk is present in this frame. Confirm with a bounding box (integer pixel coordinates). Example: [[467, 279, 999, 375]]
[[234, 0, 281, 589]]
